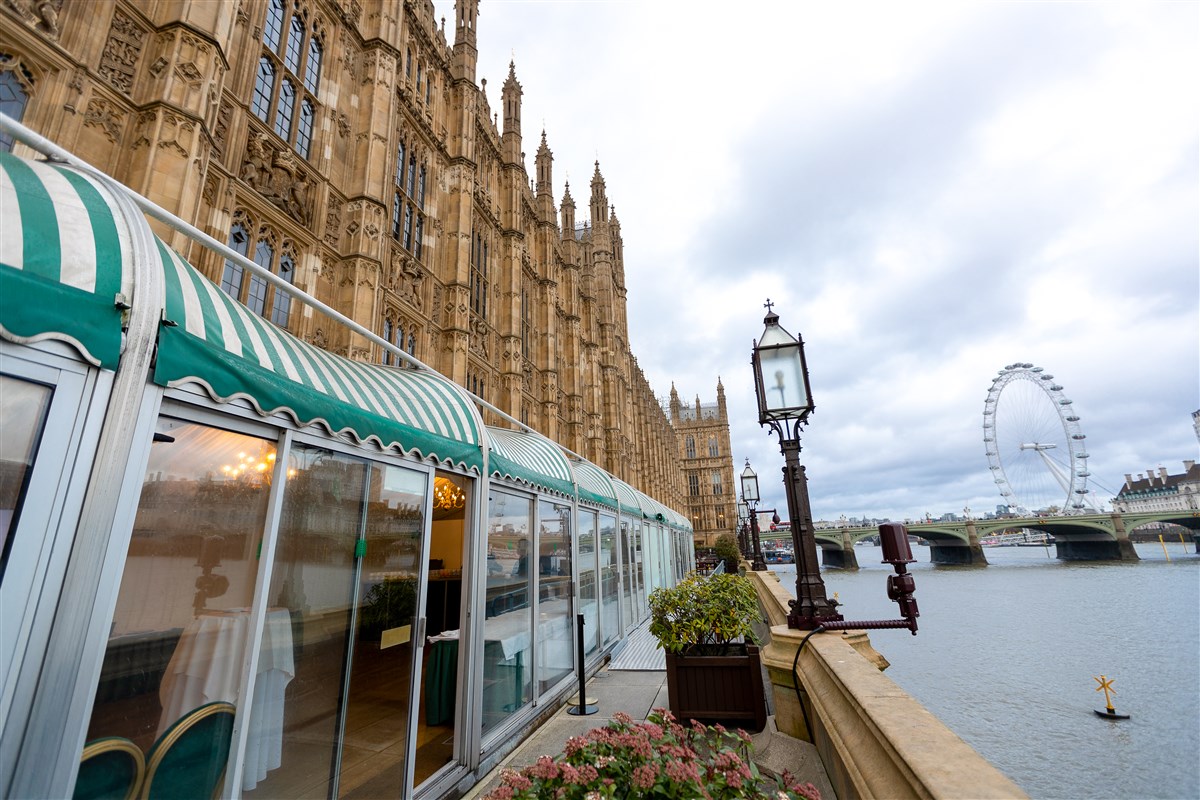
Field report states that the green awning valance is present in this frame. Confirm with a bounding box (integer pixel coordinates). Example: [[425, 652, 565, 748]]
[[572, 460, 620, 511], [486, 426, 576, 498], [155, 243, 484, 470], [0, 153, 133, 369]]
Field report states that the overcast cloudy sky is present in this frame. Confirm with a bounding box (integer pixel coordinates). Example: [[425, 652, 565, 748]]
[[434, 1, 1198, 522]]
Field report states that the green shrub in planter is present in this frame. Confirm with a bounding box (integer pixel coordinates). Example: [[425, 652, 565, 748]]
[[714, 532, 741, 574], [648, 573, 760, 657]]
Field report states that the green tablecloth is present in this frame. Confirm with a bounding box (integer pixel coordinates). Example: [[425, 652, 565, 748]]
[[425, 639, 458, 726]]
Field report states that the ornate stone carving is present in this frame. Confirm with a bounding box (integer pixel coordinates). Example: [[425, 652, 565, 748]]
[[148, 57, 168, 77], [304, 328, 326, 348], [212, 99, 231, 155], [470, 317, 489, 359], [387, 253, 424, 310], [336, 113, 350, 138], [174, 61, 203, 85], [202, 173, 218, 206], [324, 197, 343, 246], [83, 97, 125, 143], [240, 131, 313, 226], [4, 0, 61, 38], [99, 9, 146, 94], [156, 111, 193, 158]]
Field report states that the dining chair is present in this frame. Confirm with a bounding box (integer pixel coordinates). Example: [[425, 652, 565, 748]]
[[73, 737, 146, 800], [141, 701, 236, 800]]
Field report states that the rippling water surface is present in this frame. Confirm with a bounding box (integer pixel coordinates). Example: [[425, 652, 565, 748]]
[[771, 541, 1199, 800]]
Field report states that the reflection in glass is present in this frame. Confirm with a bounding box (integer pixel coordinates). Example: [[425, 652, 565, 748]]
[[537, 499, 572, 694], [482, 491, 532, 736], [0, 375, 51, 581], [84, 419, 272, 768], [599, 514, 619, 647], [338, 462, 426, 798], [243, 444, 365, 797], [577, 510, 599, 656], [620, 520, 634, 634], [632, 522, 646, 622]]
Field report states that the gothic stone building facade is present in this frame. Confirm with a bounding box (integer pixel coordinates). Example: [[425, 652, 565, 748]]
[[669, 380, 736, 547], [1, 0, 686, 508]]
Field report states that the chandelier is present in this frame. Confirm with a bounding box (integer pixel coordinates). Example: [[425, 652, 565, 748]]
[[434, 477, 466, 510]]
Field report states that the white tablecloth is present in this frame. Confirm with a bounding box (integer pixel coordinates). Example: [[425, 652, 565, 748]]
[[157, 608, 295, 790]]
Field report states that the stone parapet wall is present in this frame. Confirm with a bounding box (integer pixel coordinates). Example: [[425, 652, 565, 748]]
[[746, 570, 1027, 799]]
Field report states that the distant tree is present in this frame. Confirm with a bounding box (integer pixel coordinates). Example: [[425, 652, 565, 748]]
[[714, 533, 741, 574]]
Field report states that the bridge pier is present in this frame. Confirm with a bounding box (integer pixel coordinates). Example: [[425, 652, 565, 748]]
[[929, 523, 989, 566], [820, 530, 860, 570], [1054, 515, 1139, 561]]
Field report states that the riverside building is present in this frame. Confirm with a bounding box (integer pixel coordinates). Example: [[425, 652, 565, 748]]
[[1, 1, 701, 797]]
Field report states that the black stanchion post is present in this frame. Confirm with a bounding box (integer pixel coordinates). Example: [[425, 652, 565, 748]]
[[567, 613, 598, 716]]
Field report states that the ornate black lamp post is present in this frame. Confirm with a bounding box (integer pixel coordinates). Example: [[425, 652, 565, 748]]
[[736, 499, 750, 558], [750, 301, 843, 629], [740, 461, 767, 571]]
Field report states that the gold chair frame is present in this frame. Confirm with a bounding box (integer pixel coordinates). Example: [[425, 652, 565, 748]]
[[76, 737, 146, 800], [141, 701, 236, 800]]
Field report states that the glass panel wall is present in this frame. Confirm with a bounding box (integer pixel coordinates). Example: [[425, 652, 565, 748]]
[[0, 374, 50, 579], [338, 462, 426, 797], [619, 519, 634, 633], [481, 490, 532, 736], [632, 521, 646, 622], [243, 443, 366, 797], [83, 418, 273, 784], [576, 509, 598, 657], [536, 499, 572, 694], [599, 513, 619, 647]]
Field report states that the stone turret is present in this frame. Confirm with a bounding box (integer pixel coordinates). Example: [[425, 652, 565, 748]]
[[501, 61, 523, 165], [451, 0, 479, 81]]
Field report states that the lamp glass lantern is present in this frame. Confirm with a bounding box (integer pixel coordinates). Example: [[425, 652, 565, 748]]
[[740, 463, 759, 504], [752, 311, 814, 425], [736, 500, 748, 523]]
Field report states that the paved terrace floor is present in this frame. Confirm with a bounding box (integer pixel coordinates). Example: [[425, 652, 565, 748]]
[[463, 622, 835, 799]]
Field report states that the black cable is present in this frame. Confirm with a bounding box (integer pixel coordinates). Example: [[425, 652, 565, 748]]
[[792, 625, 825, 742]]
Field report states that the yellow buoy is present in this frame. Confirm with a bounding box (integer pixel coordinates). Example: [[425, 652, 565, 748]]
[[1094, 674, 1130, 720]]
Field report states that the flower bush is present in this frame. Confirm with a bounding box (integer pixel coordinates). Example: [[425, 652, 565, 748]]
[[483, 708, 820, 800]]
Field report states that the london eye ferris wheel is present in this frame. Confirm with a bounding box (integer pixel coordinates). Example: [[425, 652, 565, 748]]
[[983, 363, 1096, 514]]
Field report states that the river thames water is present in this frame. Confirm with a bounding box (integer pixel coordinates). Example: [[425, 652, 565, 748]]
[[770, 540, 1199, 800]]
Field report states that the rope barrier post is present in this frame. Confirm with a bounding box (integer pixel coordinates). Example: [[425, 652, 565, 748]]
[[567, 613, 598, 716]]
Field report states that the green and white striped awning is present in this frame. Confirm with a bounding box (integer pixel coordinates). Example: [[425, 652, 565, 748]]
[[611, 478, 645, 519], [0, 151, 484, 471], [486, 426, 576, 498], [156, 244, 484, 470], [572, 460, 620, 511], [0, 152, 133, 369]]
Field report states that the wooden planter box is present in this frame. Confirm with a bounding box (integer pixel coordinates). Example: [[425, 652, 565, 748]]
[[664, 643, 767, 732]]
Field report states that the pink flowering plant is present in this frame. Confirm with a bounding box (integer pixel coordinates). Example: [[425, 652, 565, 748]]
[[484, 708, 820, 800]]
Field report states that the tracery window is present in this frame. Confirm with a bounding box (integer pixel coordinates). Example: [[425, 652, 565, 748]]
[[688, 474, 700, 497], [0, 58, 31, 153], [220, 218, 296, 328], [391, 138, 425, 261], [252, 0, 321, 159], [711, 472, 723, 496], [708, 436, 719, 457], [380, 316, 416, 365], [469, 230, 490, 320], [685, 436, 696, 459]]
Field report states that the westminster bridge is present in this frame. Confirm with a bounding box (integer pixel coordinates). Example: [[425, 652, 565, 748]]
[[760, 510, 1200, 568]]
